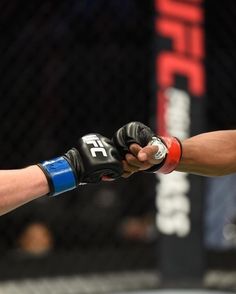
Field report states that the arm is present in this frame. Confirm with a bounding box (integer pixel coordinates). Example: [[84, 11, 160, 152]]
[[0, 166, 49, 216], [176, 130, 236, 176], [113, 122, 236, 177], [0, 133, 122, 216]]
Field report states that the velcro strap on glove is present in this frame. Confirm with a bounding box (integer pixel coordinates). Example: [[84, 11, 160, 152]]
[[38, 156, 77, 196]]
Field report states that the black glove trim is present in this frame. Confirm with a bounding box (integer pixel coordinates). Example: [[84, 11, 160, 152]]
[[113, 122, 155, 158]]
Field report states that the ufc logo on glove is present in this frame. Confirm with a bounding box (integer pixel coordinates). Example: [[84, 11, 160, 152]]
[[82, 134, 108, 157]]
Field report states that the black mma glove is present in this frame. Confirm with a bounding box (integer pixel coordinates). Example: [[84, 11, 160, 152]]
[[113, 122, 182, 174], [113, 122, 155, 157], [38, 134, 123, 196]]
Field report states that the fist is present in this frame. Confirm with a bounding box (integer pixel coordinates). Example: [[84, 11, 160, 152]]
[[113, 121, 155, 157], [66, 134, 123, 184], [113, 122, 182, 177], [39, 134, 123, 196], [112, 122, 166, 177]]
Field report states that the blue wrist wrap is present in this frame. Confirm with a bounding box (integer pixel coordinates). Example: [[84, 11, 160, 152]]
[[40, 156, 77, 196]]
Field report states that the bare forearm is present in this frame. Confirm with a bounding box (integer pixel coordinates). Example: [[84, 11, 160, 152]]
[[176, 130, 236, 176], [114, 122, 236, 177], [0, 165, 49, 215]]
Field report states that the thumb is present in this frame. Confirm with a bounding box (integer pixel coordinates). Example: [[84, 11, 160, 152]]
[[137, 145, 159, 163]]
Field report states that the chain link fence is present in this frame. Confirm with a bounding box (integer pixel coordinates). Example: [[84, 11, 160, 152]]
[[0, 0, 158, 282], [205, 0, 236, 131], [204, 0, 236, 274], [1, 0, 236, 292]]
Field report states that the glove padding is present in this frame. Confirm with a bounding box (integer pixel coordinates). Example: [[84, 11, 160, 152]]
[[113, 122, 156, 157], [65, 134, 123, 183], [39, 134, 123, 196]]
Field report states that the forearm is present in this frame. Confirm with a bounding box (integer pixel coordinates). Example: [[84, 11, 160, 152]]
[[113, 122, 236, 177], [0, 133, 122, 216], [176, 130, 236, 176], [0, 165, 49, 215]]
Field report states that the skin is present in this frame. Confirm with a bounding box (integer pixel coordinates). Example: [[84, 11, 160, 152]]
[[1, 130, 236, 216], [0, 165, 49, 216], [0, 159, 117, 216], [122, 130, 236, 177]]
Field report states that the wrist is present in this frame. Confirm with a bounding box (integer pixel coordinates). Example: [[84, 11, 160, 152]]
[[147, 136, 182, 174], [158, 136, 182, 173], [38, 156, 78, 196], [148, 137, 168, 161]]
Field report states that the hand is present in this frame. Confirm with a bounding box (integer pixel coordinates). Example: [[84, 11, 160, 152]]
[[113, 122, 167, 177], [122, 143, 163, 178], [66, 134, 123, 183], [39, 134, 123, 196]]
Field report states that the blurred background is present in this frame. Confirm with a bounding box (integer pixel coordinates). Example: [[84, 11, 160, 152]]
[[0, 0, 236, 293]]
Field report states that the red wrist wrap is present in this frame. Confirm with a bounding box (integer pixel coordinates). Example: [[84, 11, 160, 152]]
[[158, 136, 182, 174]]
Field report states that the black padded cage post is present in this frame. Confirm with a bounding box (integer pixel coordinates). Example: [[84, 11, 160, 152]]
[[152, 0, 206, 286]]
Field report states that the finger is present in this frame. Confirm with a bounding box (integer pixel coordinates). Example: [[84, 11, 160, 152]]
[[102, 176, 115, 181], [125, 153, 144, 168], [122, 171, 134, 178], [138, 145, 160, 163], [137, 161, 153, 171], [122, 158, 152, 175], [122, 160, 140, 173], [125, 153, 153, 171], [129, 143, 142, 157]]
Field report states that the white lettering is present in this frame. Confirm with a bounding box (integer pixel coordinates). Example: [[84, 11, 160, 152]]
[[156, 87, 191, 237], [91, 147, 107, 157], [82, 134, 108, 157], [156, 172, 191, 236], [165, 88, 191, 140]]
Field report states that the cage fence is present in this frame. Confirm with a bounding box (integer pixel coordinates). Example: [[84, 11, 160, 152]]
[[0, 0, 158, 287], [0, 0, 236, 293]]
